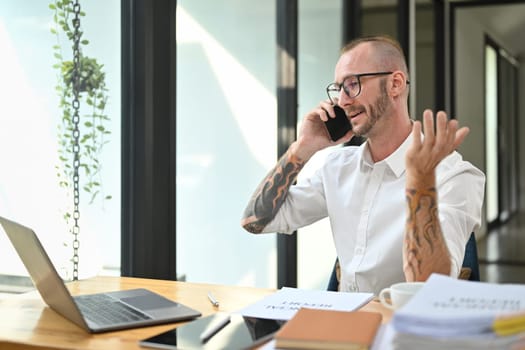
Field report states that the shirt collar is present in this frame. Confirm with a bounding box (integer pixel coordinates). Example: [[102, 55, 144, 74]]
[[359, 132, 414, 178]]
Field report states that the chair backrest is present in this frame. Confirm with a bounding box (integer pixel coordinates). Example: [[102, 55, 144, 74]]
[[461, 232, 480, 281], [327, 259, 340, 292], [327, 232, 480, 291]]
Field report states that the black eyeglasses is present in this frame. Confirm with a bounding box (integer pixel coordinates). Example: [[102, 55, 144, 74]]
[[326, 71, 395, 104]]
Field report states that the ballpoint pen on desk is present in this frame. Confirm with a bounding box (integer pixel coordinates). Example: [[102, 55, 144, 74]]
[[199, 314, 231, 343], [208, 291, 220, 308]]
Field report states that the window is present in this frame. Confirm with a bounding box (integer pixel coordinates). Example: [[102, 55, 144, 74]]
[[176, 1, 277, 287], [0, 1, 120, 290], [485, 43, 498, 224], [296, 1, 342, 289]]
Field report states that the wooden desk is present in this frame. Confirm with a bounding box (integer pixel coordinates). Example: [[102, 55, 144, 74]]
[[0, 276, 391, 350]]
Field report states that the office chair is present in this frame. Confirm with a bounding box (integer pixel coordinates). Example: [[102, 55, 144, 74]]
[[326, 232, 480, 291], [458, 232, 480, 281]]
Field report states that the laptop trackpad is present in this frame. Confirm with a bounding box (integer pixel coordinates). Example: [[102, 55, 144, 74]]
[[121, 294, 179, 310]]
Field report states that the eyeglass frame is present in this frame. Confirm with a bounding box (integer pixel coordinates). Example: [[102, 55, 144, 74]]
[[326, 71, 403, 104]]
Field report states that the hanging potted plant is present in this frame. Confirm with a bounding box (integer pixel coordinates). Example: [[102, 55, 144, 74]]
[[49, 0, 111, 280]]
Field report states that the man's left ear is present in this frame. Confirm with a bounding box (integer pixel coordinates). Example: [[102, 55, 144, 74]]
[[390, 71, 407, 97]]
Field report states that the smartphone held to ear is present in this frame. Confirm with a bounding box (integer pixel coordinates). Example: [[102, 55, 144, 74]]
[[324, 105, 352, 141]]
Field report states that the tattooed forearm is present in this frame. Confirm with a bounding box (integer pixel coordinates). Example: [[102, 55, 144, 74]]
[[404, 187, 450, 281], [241, 150, 305, 233]]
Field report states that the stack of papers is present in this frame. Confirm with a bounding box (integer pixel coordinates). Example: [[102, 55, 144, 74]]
[[390, 274, 525, 349]]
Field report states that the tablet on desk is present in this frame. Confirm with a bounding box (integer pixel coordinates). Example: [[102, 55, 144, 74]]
[[139, 312, 283, 350]]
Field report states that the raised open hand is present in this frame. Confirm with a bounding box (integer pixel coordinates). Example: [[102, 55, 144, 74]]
[[406, 110, 469, 183]]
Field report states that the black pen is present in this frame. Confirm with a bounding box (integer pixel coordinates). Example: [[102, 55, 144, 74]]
[[208, 291, 220, 307], [199, 314, 231, 343]]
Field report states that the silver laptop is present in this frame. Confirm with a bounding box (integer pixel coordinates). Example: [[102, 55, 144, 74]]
[[0, 216, 201, 333]]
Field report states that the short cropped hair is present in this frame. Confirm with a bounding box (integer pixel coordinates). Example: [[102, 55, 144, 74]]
[[341, 35, 409, 76]]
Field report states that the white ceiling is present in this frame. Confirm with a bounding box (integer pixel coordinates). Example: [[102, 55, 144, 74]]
[[362, 0, 525, 60], [302, 0, 525, 60], [457, 3, 525, 59]]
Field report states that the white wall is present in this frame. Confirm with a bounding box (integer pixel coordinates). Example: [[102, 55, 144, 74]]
[[456, 8, 525, 234], [521, 67, 525, 210], [455, 11, 486, 169], [455, 10, 490, 236]]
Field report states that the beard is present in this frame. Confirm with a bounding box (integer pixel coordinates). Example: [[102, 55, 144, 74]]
[[351, 79, 390, 137]]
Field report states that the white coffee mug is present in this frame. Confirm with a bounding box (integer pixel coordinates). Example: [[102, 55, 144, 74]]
[[378, 282, 425, 310]]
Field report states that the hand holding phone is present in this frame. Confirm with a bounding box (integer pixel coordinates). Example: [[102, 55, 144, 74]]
[[324, 105, 352, 141]]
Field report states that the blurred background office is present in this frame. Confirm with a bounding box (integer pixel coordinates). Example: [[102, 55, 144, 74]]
[[0, 0, 524, 296]]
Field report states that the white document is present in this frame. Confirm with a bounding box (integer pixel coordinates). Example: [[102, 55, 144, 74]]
[[393, 274, 525, 337], [236, 286, 373, 321]]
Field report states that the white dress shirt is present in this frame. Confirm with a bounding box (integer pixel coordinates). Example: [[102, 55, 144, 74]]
[[263, 133, 485, 295]]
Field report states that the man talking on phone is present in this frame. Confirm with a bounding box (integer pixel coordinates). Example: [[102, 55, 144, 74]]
[[240, 35, 484, 295]]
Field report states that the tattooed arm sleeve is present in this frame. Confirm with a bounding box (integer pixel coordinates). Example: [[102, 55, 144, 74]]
[[241, 149, 305, 234], [403, 175, 452, 281]]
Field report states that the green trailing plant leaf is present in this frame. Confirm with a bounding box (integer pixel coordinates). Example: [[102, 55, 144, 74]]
[[50, 0, 111, 210]]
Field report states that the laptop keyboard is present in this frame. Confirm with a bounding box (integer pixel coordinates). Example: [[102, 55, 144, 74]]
[[75, 293, 152, 326]]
